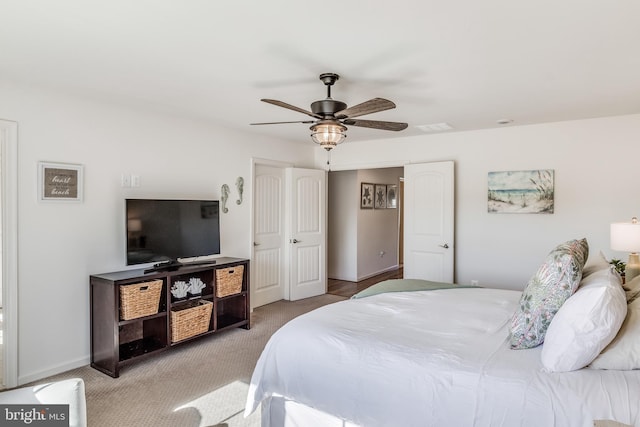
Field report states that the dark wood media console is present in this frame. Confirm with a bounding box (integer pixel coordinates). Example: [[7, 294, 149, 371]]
[[90, 257, 250, 377]]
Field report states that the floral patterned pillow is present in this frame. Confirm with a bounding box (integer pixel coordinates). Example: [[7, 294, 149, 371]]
[[509, 238, 589, 349]]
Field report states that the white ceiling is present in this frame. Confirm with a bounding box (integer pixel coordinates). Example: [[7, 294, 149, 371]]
[[2, 1, 640, 145]]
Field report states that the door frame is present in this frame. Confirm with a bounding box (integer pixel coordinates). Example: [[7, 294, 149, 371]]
[[0, 119, 18, 388], [329, 160, 410, 267], [250, 158, 293, 309]]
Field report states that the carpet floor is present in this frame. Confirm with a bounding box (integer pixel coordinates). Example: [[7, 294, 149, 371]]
[[40, 293, 346, 427]]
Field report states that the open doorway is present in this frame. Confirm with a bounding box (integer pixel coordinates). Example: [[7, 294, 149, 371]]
[[327, 167, 404, 291], [327, 160, 455, 296]]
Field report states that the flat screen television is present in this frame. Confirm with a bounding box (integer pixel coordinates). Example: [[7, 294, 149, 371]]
[[126, 199, 221, 269]]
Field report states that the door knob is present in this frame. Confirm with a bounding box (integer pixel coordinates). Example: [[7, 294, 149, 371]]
[[253, 242, 260, 246], [291, 239, 300, 244], [439, 243, 449, 249]]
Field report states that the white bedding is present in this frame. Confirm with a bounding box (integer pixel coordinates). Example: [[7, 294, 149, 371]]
[[245, 288, 640, 426]]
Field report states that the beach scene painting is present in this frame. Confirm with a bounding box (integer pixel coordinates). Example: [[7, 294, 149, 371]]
[[488, 169, 554, 214]]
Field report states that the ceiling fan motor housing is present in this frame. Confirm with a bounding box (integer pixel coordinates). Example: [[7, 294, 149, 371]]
[[311, 99, 347, 117]]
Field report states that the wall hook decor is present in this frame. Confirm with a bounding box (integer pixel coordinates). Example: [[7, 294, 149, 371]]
[[236, 176, 244, 205], [221, 184, 230, 213]]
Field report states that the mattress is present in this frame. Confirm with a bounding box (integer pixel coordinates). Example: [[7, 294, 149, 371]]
[[245, 288, 640, 426]]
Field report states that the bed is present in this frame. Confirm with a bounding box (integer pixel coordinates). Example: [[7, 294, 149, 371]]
[[245, 239, 640, 427]]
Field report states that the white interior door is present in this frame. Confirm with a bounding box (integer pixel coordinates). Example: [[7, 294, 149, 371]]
[[287, 167, 327, 301], [404, 161, 454, 282], [252, 164, 286, 308]]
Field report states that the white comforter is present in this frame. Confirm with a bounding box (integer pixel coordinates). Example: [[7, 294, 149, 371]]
[[245, 288, 640, 426]]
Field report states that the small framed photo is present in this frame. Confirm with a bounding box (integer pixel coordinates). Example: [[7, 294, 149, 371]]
[[374, 184, 387, 209], [38, 161, 84, 202], [361, 182, 374, 209], [386, 184, 398, 209]]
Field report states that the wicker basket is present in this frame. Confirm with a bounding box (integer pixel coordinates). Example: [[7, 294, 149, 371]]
[[216, 265, 244, 297], [119, 280, 163, 320], [171, 300, 213, 343]]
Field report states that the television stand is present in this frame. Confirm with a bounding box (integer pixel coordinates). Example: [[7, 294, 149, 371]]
[[90, 257, 250, 377], [144, 259, 218, 274], [182, 259, 217, 267]]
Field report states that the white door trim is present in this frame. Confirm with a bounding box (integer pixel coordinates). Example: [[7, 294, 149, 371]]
[[0, 119, 18, 388], [323, 159, 411, 172]]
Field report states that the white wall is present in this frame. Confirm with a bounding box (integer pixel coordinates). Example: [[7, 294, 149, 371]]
[[0, 79, 314, 384], [317, 114, 640, 290]]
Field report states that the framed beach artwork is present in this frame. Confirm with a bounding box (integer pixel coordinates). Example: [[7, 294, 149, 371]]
[[361, 183, 374, 209], [374, 184, 387, 209], [488, 169, 554, 214]]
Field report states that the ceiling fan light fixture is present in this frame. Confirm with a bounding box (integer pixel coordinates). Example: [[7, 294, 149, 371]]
[[310, 122, 347, 150]]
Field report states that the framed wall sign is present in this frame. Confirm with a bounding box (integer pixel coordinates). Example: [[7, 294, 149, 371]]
[[38, 162, 84, 202]]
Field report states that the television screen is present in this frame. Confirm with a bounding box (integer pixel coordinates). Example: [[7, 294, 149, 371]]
[[126, 199, 221, 266]]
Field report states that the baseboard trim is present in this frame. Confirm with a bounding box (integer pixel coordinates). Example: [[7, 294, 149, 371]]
[[356, 264, 400, 282], [19, 356, 90, 386]]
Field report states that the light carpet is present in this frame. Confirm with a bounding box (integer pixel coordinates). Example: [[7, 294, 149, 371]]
[[39, 294, 346, 427]]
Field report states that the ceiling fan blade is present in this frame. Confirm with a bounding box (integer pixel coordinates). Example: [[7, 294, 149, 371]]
[[343, 119, 408, 131], [335, 98, 396, 119], [261, 99, 322, 119], [250, 120, 315, 125]]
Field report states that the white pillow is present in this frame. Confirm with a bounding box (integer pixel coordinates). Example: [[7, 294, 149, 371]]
[[591, 276, 640, 370], [541, 268, 626, 372]]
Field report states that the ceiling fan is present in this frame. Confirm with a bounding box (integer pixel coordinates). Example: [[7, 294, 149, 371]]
[[251, 73, 408, 150]]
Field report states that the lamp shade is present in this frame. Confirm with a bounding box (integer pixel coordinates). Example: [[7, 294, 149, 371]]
[[611, 217, 640, 252]]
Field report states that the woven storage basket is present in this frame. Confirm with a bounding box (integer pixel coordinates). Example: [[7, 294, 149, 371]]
[[216, 265, 244, 297], [120, 280, 163, 320], [171, 300, 213, 343]]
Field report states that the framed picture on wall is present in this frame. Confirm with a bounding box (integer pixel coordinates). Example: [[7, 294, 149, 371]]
[[361, 182, 374, 209], [38, 161, 84, 202], [386, 184, 398, 208], [488, 169, 554, 214], [374, 184, 387, 209]]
